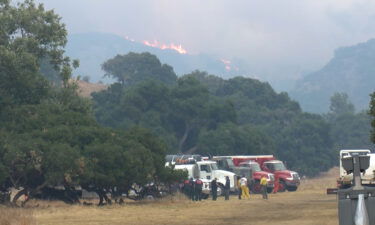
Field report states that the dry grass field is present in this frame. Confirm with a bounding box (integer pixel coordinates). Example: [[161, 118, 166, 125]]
[[0, 168, 339, 225]]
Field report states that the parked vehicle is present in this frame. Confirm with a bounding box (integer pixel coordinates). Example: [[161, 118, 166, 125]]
[[229, 155, 300, 192], [338, 149, 374, 189], [168, 157, 237, 197], [238, 161, 274, 193], [165, 154, 202, 166], [210, 156, 253, 181]]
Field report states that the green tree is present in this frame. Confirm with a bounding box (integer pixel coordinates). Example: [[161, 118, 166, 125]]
[[102, 52, 177, 87], [326, 92, 372, 153], [0, 0, 88, 204], [329, 92, 355, 116], [170, 76, 210, 153], [198, 123, 275, 156]]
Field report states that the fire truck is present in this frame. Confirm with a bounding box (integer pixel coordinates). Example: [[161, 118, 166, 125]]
[[237, 160, 274, 193], [228, 155, 300, 192], [165, 155, 237, 197]]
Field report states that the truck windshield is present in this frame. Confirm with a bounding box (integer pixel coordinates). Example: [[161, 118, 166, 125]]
[[267, 162, 286, 171], [211, 163, 218, 170], [250, 163, 261, 172], [226, 159, 235, 167]]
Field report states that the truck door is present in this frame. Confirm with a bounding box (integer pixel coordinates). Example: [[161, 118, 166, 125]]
[[199, 164, 212, 180]]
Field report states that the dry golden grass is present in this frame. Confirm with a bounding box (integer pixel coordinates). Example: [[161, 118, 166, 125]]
[[2, 168, 340, 225], [0, 207, 35, 225]]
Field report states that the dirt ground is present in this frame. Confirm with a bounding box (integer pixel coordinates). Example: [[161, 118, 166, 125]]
[[1, 168, 339, 225]]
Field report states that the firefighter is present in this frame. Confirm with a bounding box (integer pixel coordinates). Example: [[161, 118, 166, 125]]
[[189, 178, 195, 200], [260, 175, 268, 199], [211, 178, 218, 201], [194, 178, 203, 201], [273, 176, 279, 193], [224, 176, 230, 200], [237, 176, 242, 200], [240, 175, 250, 199], [183, 179, 191, 198]]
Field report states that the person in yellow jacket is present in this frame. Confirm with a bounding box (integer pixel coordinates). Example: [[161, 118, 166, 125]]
[[260, 176, 268, 199], [240, 176, 250, 199]]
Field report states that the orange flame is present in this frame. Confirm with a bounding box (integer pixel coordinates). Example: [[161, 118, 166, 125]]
[[221, 59, 239, 72], [143, 40, 187, 54], [221, 59, 232, 71]]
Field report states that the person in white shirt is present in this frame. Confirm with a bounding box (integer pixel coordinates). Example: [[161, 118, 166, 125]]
[[240, 176, 250, 199]]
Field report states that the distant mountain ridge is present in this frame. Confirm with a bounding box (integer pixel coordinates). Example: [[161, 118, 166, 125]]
[[66, 33, 243, 83], [290, 39, 375, 113]]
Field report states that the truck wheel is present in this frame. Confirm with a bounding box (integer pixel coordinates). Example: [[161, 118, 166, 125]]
[[145, 194, 155, 201], [201, 193, 209, 199], [217, 185, 224, 196], [251, 181, 261, 194], [286, 186, 298, 192], [267, 187, 273, 193], [278, 181, 286, 192]]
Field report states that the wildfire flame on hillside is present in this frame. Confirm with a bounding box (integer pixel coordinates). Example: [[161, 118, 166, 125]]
[[221, 59, 239, 72], [123, 35, 187, 54], [143, 40, 187, 54]]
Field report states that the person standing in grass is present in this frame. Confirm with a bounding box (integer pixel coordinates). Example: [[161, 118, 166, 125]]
[[240, 176, 250, 199], [211, 178, 218, 201], [189, 178, 195, 200], [260, 176, 268, 199], [183, 179, 191, 198], [224, 176, 230, 200], [194, 178, 203, 201], [237, 176, 242, 199], [273, 176, 279, 193]]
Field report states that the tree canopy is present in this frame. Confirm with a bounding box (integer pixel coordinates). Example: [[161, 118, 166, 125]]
[[0, 0, 183, 206], [93, 54, 338, 176]]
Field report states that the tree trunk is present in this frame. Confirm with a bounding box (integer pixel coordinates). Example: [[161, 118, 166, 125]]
[[178, 123, 191, 153]]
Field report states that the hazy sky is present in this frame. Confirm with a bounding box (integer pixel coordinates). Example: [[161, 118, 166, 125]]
[[35, 0, 375, 83]]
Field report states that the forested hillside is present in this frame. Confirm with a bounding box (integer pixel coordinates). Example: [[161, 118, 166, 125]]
[[65, 33, 241, 83], [92, 53, 336, 176], [291, 39, 375, 113]]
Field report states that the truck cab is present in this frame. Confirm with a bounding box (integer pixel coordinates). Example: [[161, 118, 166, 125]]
[[171, 159, 237, 196], [229, 155, 300, 192], [262, 160, 300, 192], [196, 161, 237, 192], [211, 156, 253, 182], [238, 161, 274, 193]]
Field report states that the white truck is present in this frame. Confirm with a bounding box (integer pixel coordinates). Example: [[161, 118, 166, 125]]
[[338, 149, 375, 188], [171, 160, 237, 197]]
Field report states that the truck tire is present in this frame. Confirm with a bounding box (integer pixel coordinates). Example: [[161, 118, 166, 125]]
[[267, 187, 273, 193], [286, 186, 298, 192], [201, 193, 209, 199], [278, 180, 286, 192], [217, 185, 224, 196], [145, 194, 155, 201], [251, 180, 262, 194]]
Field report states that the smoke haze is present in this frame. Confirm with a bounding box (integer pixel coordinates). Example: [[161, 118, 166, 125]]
[[35, 0, 375, 89]]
